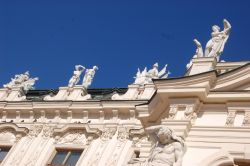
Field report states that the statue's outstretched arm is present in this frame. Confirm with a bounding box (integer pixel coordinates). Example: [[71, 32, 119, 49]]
[[193, 39, 201, 47], [223, 19, 231, 33]]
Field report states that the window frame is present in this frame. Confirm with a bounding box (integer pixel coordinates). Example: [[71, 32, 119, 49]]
[[0, 145, 12, 164], [47, 145, 86, 166]]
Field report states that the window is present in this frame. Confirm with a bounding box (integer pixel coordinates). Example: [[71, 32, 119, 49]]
[[48, 149, 83, 166], [0, 147, 11, 164]]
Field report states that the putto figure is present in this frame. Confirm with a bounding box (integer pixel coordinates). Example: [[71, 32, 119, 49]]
[[204, 19, 231, 60], [146, 125, 186, 166], [134, 63, 170, 85], [82, 66, 98, 89], [3, 71, 39, 92], [68, 65, 85, 88]]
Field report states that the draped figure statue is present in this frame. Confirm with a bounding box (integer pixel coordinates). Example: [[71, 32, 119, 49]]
[[204, 19, 231, 60], [68, 65, 85, 88]]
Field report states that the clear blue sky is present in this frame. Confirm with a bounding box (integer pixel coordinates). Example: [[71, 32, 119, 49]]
[[1, 0, 250, 89]]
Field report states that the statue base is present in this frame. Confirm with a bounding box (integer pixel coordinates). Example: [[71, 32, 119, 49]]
[[112, 84, 155, 100], [44, 85, 91, 101], [186, 57, 217, 76], [0, 87, 26, 101]]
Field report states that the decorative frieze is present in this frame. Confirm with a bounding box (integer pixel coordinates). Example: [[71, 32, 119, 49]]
[[225, 111, 236, 127]]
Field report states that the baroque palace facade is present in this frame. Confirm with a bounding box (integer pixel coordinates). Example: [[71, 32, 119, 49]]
[[0, 19, 250, 166]]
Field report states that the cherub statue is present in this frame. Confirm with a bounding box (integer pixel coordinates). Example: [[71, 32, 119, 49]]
[[204, 19, 231, 60], [145, 125, 186, 166], [82, 66, 98, 89], [68, 65, 85, 88]]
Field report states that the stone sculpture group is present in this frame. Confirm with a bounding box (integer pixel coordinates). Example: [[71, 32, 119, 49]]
[[3, 71, 39, 92], [1, 19, 232, 103], [187, 19, 231, 69], [134, 63, 170, 85], [68, 65, 98, 89]]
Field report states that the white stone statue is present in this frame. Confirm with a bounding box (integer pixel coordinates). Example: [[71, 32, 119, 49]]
[[204, 19, 231, 60], [193, 38, 203, 58], [186, 39, 204, 69], [82, 66, 98, 89], [145, 125, 186, 166], [3, 71, 39, 92], [134, 63, 170, 85], [68, 65, 85, 88]]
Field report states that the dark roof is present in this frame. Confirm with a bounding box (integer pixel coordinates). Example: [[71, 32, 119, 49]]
[[26, 88, 128, 101]]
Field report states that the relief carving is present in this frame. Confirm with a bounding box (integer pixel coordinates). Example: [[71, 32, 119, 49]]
[[55, 129, 87, 145], [117, 127, 129, 141], [28, 125, 43, 138], [225, 111, 236, 127], [242, 111, 250, 126], [146, 125, 186, 166], [100, 127, 117, 141], [168, 105, 178, 119], [184, 105, 197, 123]]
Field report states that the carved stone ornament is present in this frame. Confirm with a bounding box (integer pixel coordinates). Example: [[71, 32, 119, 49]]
[[184, 105, 197, 123], [3, 71, 39, 92], [145, 125, 186, 166], [28, 125, 54, 138], [117, 127, 129, 141], [225, 111, 236, 127], [55, 129, 87, 145], [242, 111, 250, 126], [101, 127, 117, 141], [42, 125, 55, 138], [134, 63, 170, 85], [168, 105, 178, 119], [28, 125, 43, 138]]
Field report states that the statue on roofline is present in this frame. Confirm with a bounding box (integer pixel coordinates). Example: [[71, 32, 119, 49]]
[[188, 19, 231, 64], [82, 66, 98, 89], [68, 65, 85, 88], [3, 71, 39, 92], [205, 19, 231, 60], [134, 63, 170, 85], [186, 38, 204, 69]]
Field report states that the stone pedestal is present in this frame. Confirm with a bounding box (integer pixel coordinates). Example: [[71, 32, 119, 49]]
[[186, 57, 217, 76], [0, 87, 26, 101], [112, 84, 140, 100], [44, 85, 91, 101]]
